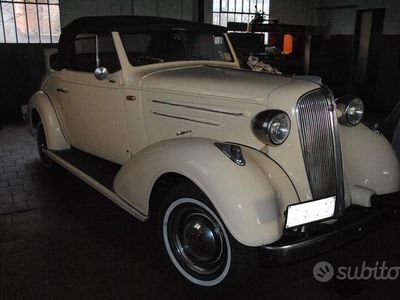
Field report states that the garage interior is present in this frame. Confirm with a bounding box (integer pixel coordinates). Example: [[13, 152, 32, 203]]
[[0, 0, 399, 299]]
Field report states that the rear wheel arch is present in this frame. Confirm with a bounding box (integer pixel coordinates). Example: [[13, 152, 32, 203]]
[[28, 91, 70, 150]]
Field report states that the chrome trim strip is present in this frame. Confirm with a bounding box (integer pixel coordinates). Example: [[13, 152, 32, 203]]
[[152, 99, 245, 117], [152, 112, 220, 126], [176, 130, 192, 136], [324, 87, 345, 216]]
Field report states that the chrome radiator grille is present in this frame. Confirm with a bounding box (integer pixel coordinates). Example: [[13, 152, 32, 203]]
[[296, 89, 344, 214]]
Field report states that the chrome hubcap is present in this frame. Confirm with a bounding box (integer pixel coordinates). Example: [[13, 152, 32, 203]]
[[168, 204, 226, 276]]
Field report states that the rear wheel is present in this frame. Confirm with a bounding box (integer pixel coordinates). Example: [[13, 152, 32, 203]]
[[159, 181, 258, 288], [36, 121, 54, 169]]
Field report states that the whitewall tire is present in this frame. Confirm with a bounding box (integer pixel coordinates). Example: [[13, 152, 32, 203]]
[[158, 181, 258, 288]]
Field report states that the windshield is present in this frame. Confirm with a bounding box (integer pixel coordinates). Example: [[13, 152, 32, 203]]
[[120, 31, 233, 66]]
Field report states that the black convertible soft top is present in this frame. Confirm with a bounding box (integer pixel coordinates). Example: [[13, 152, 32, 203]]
[[61, 15, 226, 36], [54, 15, 227, 70]]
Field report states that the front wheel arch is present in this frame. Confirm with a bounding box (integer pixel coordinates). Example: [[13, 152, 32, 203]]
[[31, 109, 41, 132], [114, 139, 285, 247], [148, 172, 192, 218]]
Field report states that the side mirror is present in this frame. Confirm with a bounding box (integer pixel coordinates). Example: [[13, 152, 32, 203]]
[[94, 67, 109, 81]]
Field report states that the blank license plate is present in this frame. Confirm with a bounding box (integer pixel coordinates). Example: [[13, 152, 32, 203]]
[[285, 196, 336, 229]]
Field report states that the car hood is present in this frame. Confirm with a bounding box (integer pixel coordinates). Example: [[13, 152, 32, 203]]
[[139, 65, 294, 104]]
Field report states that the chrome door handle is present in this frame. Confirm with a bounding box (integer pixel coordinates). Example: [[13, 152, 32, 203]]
[[56, 88, 68, 93]]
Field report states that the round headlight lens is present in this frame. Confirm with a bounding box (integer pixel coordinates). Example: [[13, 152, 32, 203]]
[[269, 113, 291, 144], [252, 110, 291, 145], [345, 98, 364, 125], [336, 96, 364, 126]]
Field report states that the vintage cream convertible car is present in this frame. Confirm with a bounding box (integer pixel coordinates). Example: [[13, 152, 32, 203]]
[[28, 16, 400, 287]]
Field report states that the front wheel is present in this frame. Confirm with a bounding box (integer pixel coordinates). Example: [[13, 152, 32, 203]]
[[159, 182, 258, 288]]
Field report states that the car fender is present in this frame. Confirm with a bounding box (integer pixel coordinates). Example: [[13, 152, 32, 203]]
[[28, 90, 70, 150], [341, 123, 400, 198], [114, 138, 299, 247]]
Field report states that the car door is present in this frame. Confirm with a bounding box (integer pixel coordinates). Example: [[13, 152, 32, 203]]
[[58, 33, 130, 165]]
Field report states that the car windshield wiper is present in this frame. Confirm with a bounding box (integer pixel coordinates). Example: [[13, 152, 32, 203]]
[[137, 56, 165, 63], [189, 55, 211, 60]]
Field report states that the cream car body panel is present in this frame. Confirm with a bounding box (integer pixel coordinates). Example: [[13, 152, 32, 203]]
[[28, 16, 400, 250], [340, 124, 400, 197], [139, 65, 292, 103], [56, 70, 130, 164], [28, 90, 70, 150], [114, 138, 299, 246]]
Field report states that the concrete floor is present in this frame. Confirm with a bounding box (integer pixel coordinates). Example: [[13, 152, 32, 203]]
[[1, 122, 400, 300]]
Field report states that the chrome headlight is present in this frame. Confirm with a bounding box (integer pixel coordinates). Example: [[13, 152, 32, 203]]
[[336, 96, 364, 126], [252, 110, 291, 145]]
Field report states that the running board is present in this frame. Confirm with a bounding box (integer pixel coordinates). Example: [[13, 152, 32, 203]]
[[46, 149, 147, 221], [52, 148, 120, 190]]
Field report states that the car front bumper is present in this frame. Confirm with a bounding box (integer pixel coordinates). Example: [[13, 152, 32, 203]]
[[260, 191, 400, 264]]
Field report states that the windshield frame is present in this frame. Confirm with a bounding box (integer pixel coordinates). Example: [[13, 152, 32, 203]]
[[118, 29, 236, 68]]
